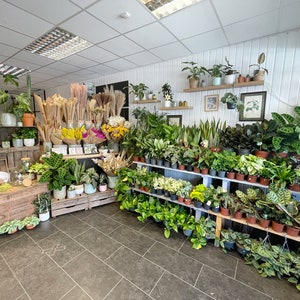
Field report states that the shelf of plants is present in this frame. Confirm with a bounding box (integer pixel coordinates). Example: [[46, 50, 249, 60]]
[[183, 80, 264, 93]]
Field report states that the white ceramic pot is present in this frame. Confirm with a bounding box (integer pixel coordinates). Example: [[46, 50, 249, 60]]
[[212, 77, 222, 85], [224, 74, 236, 84], [39, 210, 50, 222], [23, 138, 35, 147], [12, 139, 23, 147], [1, 113, 16, 126], [53, 186, 67, 200], [74, 184, 84, 195], [165, 100, 172, 107], [67, 189, 76, 198]]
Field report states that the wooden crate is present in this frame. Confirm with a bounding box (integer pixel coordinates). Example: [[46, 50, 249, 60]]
[[0, 182, 48, 224], [51, 190, 116, 217]]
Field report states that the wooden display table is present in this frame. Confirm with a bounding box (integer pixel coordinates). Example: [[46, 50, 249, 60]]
[[51, 189, 116, 217], [0, 182, 48, 224]]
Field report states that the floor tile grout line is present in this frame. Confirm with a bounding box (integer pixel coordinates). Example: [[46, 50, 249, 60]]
[[149, 269, 167, 296], [58, 284, 93, 300], [103, 244, 123, 263], [142, 240, 158, 257], [102, 277, 124, 300], [0, 251, 32, 300], [194, 264, 204, 287], [234, 258, 239, 279]]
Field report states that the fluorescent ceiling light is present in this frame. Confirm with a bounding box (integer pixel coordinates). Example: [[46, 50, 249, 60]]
[[25, 27, 92, 60], [141, 0, 202, 19], [0, 64, 30, 77]]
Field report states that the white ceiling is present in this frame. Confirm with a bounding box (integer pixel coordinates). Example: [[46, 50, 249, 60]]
[[0, 0, 299, 93]]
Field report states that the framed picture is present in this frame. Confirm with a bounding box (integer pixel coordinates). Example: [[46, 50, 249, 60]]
[[204, 94, 219, 111], [239, 91, 267, 121], [167, 115, 182, 127]]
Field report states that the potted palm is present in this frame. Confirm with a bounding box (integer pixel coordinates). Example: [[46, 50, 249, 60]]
[[181, 61, 207, 88]]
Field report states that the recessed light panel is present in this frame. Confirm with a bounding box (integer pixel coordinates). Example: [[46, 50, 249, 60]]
[[141, 0, 202, 19], [0, 64, 30, 77], [25, 27, 92, 60]]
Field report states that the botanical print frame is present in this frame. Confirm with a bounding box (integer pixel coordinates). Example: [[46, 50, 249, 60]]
[[239, 91, 267, 121], [204, 94, 219, 112], [167, 115, 182, 127]]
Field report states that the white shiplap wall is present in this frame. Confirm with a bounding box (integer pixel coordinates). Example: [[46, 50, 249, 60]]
[[46, 29, 300, 126]]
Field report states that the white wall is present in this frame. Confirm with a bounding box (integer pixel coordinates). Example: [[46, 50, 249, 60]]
[[46, 29, 300, 126]]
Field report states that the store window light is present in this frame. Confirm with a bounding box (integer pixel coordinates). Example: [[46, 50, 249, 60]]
[[25, 27, 92, 60], [0, 64, 30, 77], [140, 0, 202, 19]]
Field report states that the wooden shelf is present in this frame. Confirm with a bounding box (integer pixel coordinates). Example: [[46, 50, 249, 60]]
[[0, 146, 39, 154], [63, 153, 101, 160], [132, 100, 161, 104], [160, 106, 193, 110], [183, 80, 264, 93]]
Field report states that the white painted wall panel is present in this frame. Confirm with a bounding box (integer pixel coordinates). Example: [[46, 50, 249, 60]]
[[46, 29, 300, 126]]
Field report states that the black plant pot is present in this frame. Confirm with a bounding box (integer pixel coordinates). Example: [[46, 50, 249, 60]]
[[194, 200, 203, 208], [170, 193, 177, 201], [224, 240, 235, 251], [227, 102, 236, 109], [186, 165, 193, 172], [156, 189, 164, 195], [212, 206, 220, 213], [164, 161, 171, 168]]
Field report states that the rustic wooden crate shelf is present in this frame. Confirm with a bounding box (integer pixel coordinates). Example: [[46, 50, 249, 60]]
[[51, 189, 116, 217]]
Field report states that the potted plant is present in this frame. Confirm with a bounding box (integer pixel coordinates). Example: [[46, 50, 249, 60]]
[[220, 92, 244, 112], [29, 162, 49, 181], [222, 57, 239, 84], [219, 228, 239, 252], [22, 215, 40, 230], [99, 173, 108, 192], [0, 74, 19, 126], [13, 92, 34, 126], [183, 215, 196, 237], [39, 152, 76, 199], [0, 219, 23, 234], [125, 83, 148, 100], [21, 127, 37, 147], [206, 63, 224, 85], [32, 192, 51, 221], [181, 61, 207, 88], [161, 83, 174, 107], [190, 184, 208, 208], [11, 128, 23, 147], [249, 52, 268, 81], [81, 167, 99, 194], [67, 184, 76, 198]]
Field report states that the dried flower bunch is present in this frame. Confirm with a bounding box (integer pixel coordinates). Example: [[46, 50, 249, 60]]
[[101, 116, 131, 143], [93, 151, 131, 176], [82, 127, 106, 144]]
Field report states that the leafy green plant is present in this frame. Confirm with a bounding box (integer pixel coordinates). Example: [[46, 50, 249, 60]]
[[125, 83, 148, 100], [29, 162, 49, 175], [0, 74, 19, 113], [81, 167, 99, 188], [220, 92, 244, 112], [253, 119, 278, 151], [32, 192, 51, 214], [22, 215, 40, 227], [161, 83, 173, 101], [39, 152, 76, 191], [190, 184, 208, 203], [181, 61, 207, 80], [222, 57, 238, 75], [20, 127, 37, 139], [206, 63, 224, 78], [70, 161, 86, 185], [13, 92, 32, 119]]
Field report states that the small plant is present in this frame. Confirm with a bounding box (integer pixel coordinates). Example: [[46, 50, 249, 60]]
[[222, 57, 238, 75], [0, 74, 19, 113], [207, 64, 224, 78], [32, 192, 51, 214], [161, 83, 173, 101], [249, 52, 268, 76], [99, 173, 107, 185], [181, 61, 206, 80], [20, 127, 37, 139], [220, 92, 244, 112], [22, 215, 40, 228], [125, 83, 148, 100], [81, 167, 99, 188]]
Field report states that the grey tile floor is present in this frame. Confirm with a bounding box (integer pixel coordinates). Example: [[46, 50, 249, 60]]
[[0, 202, 298, 300]]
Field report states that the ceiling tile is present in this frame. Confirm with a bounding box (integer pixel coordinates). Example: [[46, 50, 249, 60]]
[[60, 11, 119, 44], [61, 55, 99, 68], [88, 64, 118, 75], [104, 58, 138, 71], [30, 72, 57, 82], [224, 11, 279, 44], [278, 1, 300, 32], [182, 29, 228, 53], [87, 0, 155, 34], [0, 2, 52, 37], [161, 1, 219, 39], [99, 36, 144, 57], [60, 73, 87, 82], [150, 42, 191, 60], [12, 51, 54, 66], [0, 43, 19, 58], [0, 26, 33, 49], [6, 0, 81, 25], [125, 51, 161, 66], [73, 69, 99, 78], [125, 23, 177, 49], [35, 67, 66, 77], [78, 46, 118, 63], [70, 0, 98, 8], [212, 0, 280, 26], [46, 61, 81, 73], [4, 58, 41, 71]]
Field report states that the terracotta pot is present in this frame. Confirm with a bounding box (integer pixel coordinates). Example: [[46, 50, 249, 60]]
[[22, 113, 35, 126], [26, 224, 36, 230], [234, 211, 243, 219], [193, 166, 200, 173], [140, 157, 146, 163], [259, 177, 270, 186], [226, 172, 236, 179], [255, 150, 269, 159], [236, 173, 245, 181], [189, 78, 199, 89], [258, 218, 270, 228], [246, 215, 257, 224], [178, 196, 184, 203], [201, 168, 209, 175], [271, 220, 285, 232], [133, 156, 139, 162], [210, 147, 221, 153], [220, 207, 230, 216], [184, 198, 191, 205], [247, 175, 258, 183], [288, 183, 300, 192], [285, 226, 299, 237], [178, 164, 185, 170], [237, 75, 244, 83]]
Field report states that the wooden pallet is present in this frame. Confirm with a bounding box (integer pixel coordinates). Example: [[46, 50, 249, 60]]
[[0, 182, 48, 224], [51, 189, 116, 217]]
